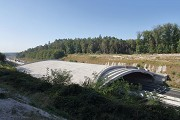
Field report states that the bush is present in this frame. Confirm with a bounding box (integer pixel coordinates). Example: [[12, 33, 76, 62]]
[[69, 59, 77, 62], [53, 50, 66, 59], [44, 69, 72, 85], [52, 84, 114, 119], [172, 71, 176, 75], [177, 73, 180, 77], [0, 69, 52, 93], [136, 63, 143, 68], [0, 52, 6, 62], [0, 93, 7, 99], [51, 83, 180, 120]]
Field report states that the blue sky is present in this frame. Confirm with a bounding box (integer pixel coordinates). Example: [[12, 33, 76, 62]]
[[0, 0, 180, 52]]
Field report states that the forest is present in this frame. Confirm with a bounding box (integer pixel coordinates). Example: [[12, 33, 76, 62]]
[[17, 23, 180, 60]]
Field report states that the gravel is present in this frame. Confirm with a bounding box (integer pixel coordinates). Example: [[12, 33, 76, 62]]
[[17, 60, 107, 84]]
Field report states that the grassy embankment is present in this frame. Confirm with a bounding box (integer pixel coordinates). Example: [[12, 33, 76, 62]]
[[62, 54, 180, 88], [0, 61, 180, 120]]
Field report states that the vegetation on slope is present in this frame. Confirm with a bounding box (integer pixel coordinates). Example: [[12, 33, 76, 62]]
[[17, 23, 180, 60], [0, 62, 180, 120], [0, 52, 6, 62]]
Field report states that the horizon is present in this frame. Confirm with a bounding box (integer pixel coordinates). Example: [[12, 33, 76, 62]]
[[1, 0, 180, 52]]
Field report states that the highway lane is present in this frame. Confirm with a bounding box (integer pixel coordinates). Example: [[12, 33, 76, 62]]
[[142, 84, 180, 98], [140, 83, 180, 106], [6, 58, 24, 65], [164, 89, 180, 98]]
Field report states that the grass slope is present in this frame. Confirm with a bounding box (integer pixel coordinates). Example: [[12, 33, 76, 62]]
[[0, 63, 180, 120]]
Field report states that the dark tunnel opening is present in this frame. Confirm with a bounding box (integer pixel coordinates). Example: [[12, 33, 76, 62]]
[[123, 72, 154, 84], [122, 72, 158, 92]]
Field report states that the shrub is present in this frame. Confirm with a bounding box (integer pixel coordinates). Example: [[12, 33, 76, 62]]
[[0, 52, 6, 62], [44, 69, 72, 85], [0, 93, 7, 99], [0, 69, 52, 93], [172, 71, 176, 75], [95, 51, 101, 54], [69, 59, 77, 62], [177, 73, 180, 77], [82, 77, 94, 88], [52, 84, 114, 119], [136, 63, 143, 68], [53, 50, 66, 59]]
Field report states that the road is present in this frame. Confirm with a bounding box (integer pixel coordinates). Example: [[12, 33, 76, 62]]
[[6, 58, 24, 65], [164, 88, 180, 98], [142, 83, 180, 106]]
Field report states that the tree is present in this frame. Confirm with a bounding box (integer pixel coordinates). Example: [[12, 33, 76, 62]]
[[75, 41, 82, 53], [87, 39, 96, 53], [177, 39, 180, 53], [136, 32, 143, 53], [53, 50, 66, 59], [0, 53, 6, 62], [109, 40, 115, 54], [16, 23, 180, 60], [101, 39, 109, 53], [138, 23, 180, 54]]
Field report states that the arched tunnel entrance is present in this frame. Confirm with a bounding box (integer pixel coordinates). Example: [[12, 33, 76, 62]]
[[97, 66, 167, 93], [123, 72, 154, 84], [122, 72, 158, 92]]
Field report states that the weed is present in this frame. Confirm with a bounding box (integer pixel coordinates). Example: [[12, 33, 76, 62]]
[[171, 71, 176, 75], [177, 73, 180, 78], [69, 59, 77, 62], [136, 64, 143, 68]]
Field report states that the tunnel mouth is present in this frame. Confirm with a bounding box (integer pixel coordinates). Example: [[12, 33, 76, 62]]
[[122, 72, 156, 91], [123, 72, 154, 83]]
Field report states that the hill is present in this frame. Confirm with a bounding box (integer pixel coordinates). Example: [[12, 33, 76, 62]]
[[17, 23, 180, 60]]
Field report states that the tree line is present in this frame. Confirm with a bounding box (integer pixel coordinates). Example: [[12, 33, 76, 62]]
[[17, 36, 136, 59], [17, 23, 180, 60], [136, 23, 180, 53]]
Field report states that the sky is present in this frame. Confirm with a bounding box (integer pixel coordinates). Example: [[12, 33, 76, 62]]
[[0, 0, 180, 52]]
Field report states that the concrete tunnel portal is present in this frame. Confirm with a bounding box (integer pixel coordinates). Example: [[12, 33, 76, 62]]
[[96, 66, 167, 91]]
